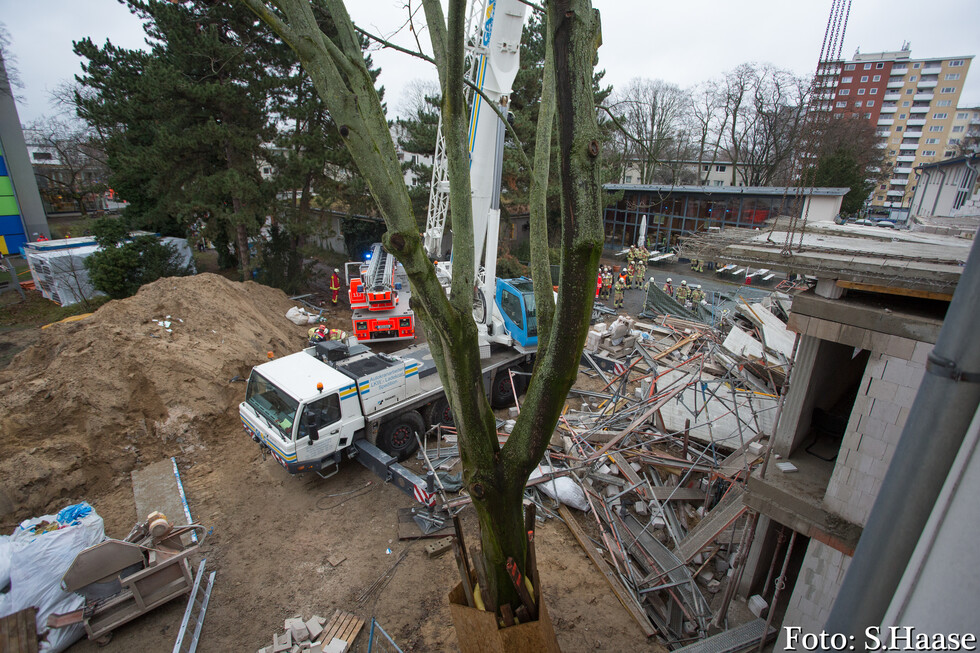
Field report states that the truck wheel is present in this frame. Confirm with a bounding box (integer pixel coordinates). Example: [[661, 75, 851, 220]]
[[490, 368, 527, 409], [378, 411, 424, 461], [427, 397, 455, 429]]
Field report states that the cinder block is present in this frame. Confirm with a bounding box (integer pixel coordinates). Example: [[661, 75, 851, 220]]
[[424, 536, 454, 558], [867, 379, 898, 402], [870, 399, 902, 425], [893, 385, 918, 407], [273, 632, 293, 653], [811, 318, 842, 343], [305, 617, 324, 642], [884, 335, 916, 360], [911, 341, 932, 365], [634, 500, 649, 516], [859, 436, 887, 460], [838, 324, 865, 349], [859, 414, 887, 439]]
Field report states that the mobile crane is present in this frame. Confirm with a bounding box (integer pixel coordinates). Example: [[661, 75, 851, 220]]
[[239, 0, 531, 514]]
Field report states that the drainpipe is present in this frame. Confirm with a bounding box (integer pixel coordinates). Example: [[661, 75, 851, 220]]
[[824, 235, 980, 638]]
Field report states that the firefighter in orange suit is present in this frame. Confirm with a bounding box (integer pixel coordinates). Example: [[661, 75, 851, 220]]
[[330, 268, 341, 305]]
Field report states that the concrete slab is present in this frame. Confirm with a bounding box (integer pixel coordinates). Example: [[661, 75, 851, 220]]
[[131, 457, 193, 534]]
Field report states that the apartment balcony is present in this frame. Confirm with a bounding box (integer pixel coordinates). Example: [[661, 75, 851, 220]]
[[908, 118, 927, 126], [887, 80, 905, 89], [914, 93, 935, 101], [904, 131, 923, 138], [877, 118, 895, 126], [877, 131, 891, 138], [909, 105, 929, 114], [880, 106, 898, 114], [890, 178, 909, 186], [892, 67, 909, 74], [922, 65, 943, 75], [894, 166, 913, 174], [918, 80, 938, 89], [887, 190, 906, 197], [883, 93, 901, 101], [896, 155, 917, 163], [899, 143, 919, 150]]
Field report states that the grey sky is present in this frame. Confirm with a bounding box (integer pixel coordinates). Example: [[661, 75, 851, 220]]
[[4, 0, 980, 125]]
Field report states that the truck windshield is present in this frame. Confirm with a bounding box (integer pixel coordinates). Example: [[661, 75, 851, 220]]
[[245, 372, 299, 441]]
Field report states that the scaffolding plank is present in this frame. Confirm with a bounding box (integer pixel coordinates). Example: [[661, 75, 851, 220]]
[[674, 488, 747, 563], [671, 617, 776, 653]]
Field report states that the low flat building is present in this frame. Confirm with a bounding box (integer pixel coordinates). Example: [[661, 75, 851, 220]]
[[602, 185, 848, 252]]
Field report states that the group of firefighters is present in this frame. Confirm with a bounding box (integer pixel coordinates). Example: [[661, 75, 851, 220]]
[[596, 246, 708, 311]]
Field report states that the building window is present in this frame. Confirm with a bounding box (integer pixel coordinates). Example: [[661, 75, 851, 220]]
[[941, 87, 955, 93], [902, 101, 910, 106], [870, 88, 878, 95], [945, 73, 960, 80], [956, 112, 969, 119], [861, 75, 869, 82], [873, 75, 881, 82], [909, 75, 917, 82], [929, 125, 944, 132], [713, 180, 724, 187], [262, 167, 271, 174], [952, 125, 965, 133], [913, 63, 921, 69], [895, 126, 903, 132], [888, 151, 896, 156], [839, 89, 850, 95], [702, 164, 710, 171], [950, 60, 964, 67], [945, 151, 956, 157], [922, 150, 936, 156], [876, 63, 885, 69], [936, 100, 952, 107], [715, 165, 726, 172], [867, 100, 875, 107], [925, 138, 939, 144], [864, 113, 872, 119], [864, 63, 872, 70], [855, 101, 863, 107], [836, 101, 847, 108], [899, 114, 907, 119], [32, 152, 53, 161], [858, 88, 866, 95], [845, 64, 855, 71], [841, 76, 853, 83], [933, 113, 948, 120], [949, 138, 961, 145], [906, 89, 914, 94]]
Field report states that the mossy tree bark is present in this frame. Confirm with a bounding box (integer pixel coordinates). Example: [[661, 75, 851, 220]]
[[240, 0, 603, 615]]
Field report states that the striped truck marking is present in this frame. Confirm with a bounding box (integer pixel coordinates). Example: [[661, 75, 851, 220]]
[[404, 362, 420, 379], [339, 383, 357, 400], [358, 380, 370, 396]]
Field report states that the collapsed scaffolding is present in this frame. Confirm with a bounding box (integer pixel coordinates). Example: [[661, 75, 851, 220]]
[[415, 282, 801, 650]]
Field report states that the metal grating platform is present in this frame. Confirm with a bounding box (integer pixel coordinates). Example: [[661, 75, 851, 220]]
[[671, 618, 776, 653]]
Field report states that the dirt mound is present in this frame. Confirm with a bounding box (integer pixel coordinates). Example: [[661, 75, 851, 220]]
[[0, 273, 316, 520]]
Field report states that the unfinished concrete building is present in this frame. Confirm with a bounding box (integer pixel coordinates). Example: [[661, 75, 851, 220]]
[[680, 220, 970, 643]]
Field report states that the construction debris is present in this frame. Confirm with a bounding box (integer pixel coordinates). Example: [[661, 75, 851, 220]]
[[257, 611, 363, 653]]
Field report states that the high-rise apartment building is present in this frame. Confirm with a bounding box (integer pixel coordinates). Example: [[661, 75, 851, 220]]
[[815, 46, 973, 210]]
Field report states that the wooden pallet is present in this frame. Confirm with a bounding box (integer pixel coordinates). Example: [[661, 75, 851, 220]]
[[0, 608, 38, 653], [316, 610, 364, 652]]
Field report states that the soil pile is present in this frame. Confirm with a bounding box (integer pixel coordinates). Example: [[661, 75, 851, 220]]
[[0, 273, 313, 520]]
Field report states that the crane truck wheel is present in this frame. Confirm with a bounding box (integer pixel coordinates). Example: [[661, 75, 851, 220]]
[[426, 397, 455, 429], [378, 411, 424, 461], [490, 367, 527, 409]]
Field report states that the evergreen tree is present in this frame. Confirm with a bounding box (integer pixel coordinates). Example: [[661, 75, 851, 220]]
[[74, 1, 277, 277]]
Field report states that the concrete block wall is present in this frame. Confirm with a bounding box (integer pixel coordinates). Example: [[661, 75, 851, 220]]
[[776, 539, 852, 648], [823, 336, 929, 526]]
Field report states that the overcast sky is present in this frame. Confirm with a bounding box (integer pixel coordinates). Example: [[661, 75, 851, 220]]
[[4, 0, 980, 125]]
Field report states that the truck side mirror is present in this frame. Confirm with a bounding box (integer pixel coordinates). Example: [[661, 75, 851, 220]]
[[304, 411, 319, 444]]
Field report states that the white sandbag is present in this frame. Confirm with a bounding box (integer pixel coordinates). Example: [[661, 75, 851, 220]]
[[0, 535, 10, 592], [529, 465, 589, 512], [0, 502, 106, 653], [286, 306, 318, 325]]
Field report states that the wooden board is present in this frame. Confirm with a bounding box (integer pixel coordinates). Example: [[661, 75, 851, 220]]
[[557, 505, 657, 638], [396, 507, 454, 540], [0, 608, 38, 653], [316, 609, 365, 652]]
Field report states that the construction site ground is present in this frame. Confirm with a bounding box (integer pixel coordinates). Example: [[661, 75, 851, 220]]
[[0, 272, 700, 652]]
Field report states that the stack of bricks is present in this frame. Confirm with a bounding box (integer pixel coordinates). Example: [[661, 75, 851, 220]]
[[823, 339, 930, 526], [258, 615, 326, 653]]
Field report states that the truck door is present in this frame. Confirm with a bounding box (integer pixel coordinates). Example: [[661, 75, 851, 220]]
[[294, 393, 343, 467]]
